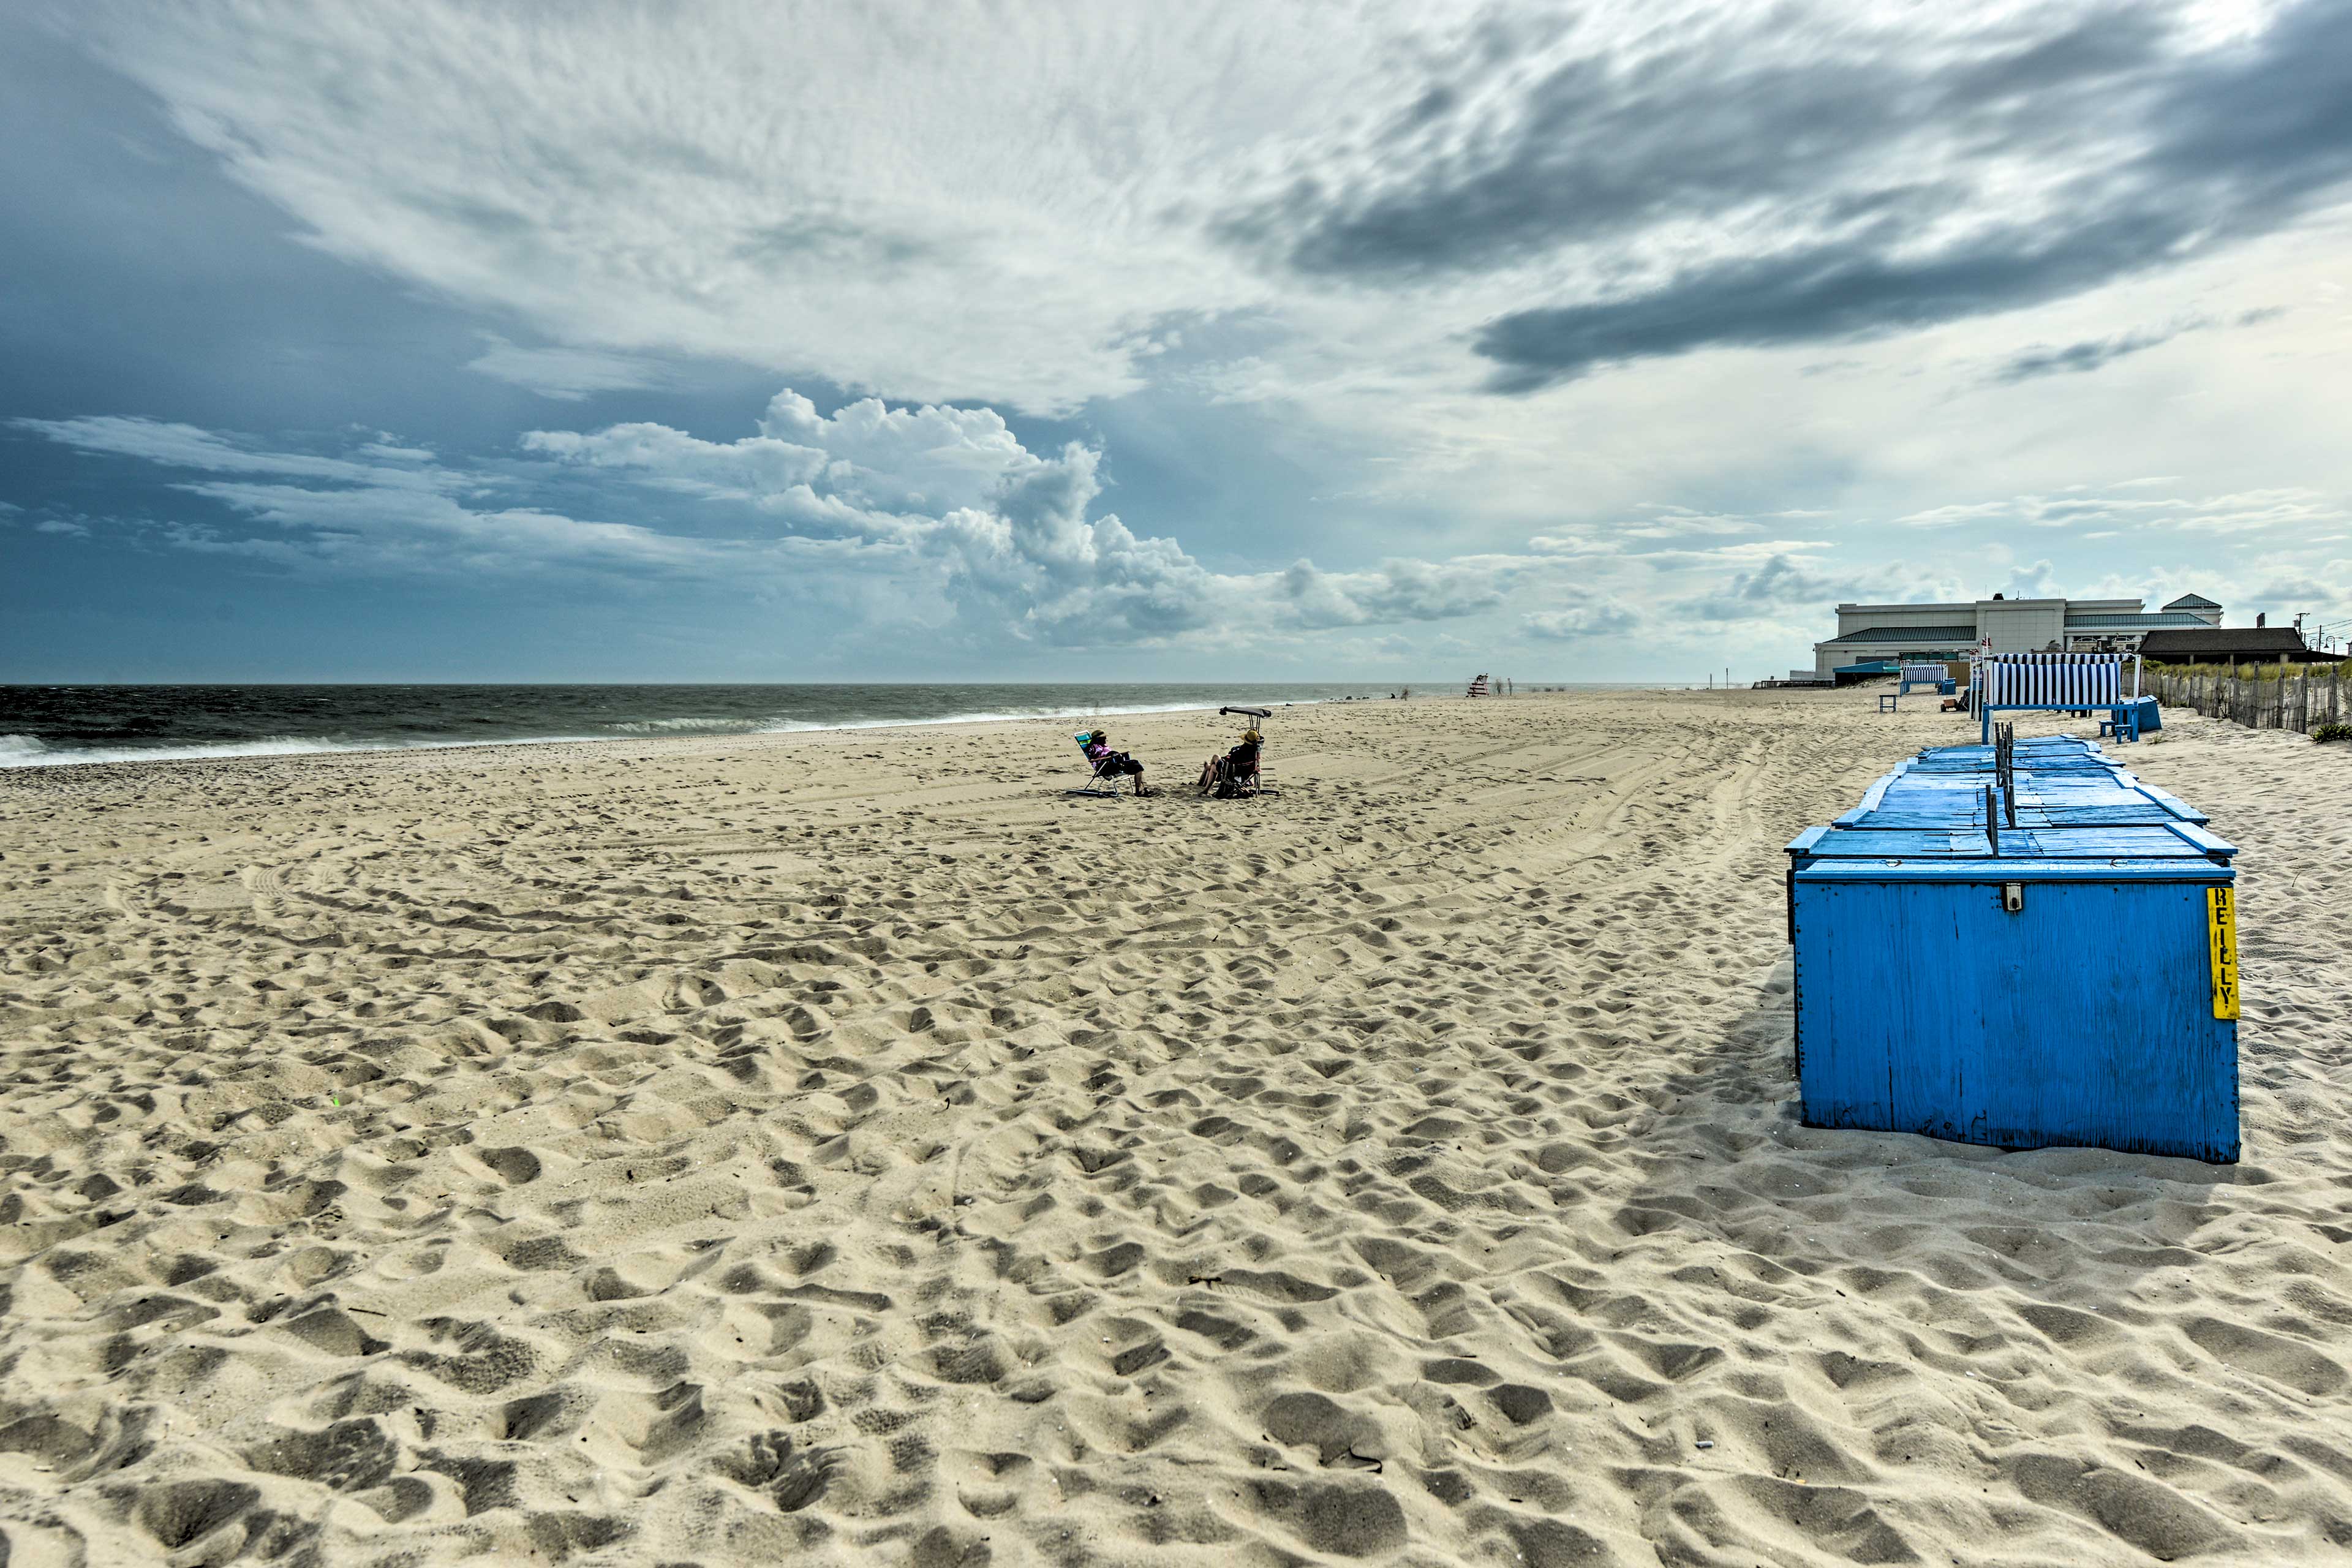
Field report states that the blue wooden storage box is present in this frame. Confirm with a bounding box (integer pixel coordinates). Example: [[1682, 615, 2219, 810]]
[[1836, 771, 2208, 830], [1787, 741, 2240, 1163]]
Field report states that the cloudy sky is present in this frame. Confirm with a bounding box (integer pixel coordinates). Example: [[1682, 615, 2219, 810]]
[[3, 0, 2348, 682]]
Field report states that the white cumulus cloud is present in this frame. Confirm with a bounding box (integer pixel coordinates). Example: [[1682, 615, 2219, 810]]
[[19, 391, 1545, 650]]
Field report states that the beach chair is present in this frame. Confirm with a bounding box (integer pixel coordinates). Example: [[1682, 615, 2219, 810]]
[[1212, 705, 1278, 797], [1067, 731, 1121, 797]]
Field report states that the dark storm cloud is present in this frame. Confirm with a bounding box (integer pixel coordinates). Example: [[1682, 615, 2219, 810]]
[[1991, 325, 2184, 383], [1981, 303, 2280, 383], [1227, 6, 2174, 278], [1474, 213, 2185, 393], [1223, 1, 2352, 391]]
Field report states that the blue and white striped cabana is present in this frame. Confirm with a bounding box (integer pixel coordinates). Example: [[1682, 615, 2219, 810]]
[[1974, 652, 2127, 742]]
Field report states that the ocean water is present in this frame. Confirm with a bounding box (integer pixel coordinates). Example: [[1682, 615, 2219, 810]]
[[0, 682, 1478, 767]]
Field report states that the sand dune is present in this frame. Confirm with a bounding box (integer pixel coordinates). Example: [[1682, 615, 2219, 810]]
[[2, 690, 2350, 1565]]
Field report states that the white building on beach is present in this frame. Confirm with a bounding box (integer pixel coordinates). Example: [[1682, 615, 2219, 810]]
[[1811, 593, 2222, 677]]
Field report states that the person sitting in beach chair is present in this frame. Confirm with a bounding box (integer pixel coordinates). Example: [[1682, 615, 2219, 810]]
[[1197, 728, 1262, 797], [1079, 729, 1150, 796]]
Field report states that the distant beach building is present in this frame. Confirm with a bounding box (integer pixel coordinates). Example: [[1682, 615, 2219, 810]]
[[2159, 593, 2224, 625], [2136, 624, 2336, 665], [1811, 592, 2223, 677]]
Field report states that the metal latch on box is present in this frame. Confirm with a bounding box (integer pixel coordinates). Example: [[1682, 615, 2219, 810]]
[[2000, 881, 2024, 913]]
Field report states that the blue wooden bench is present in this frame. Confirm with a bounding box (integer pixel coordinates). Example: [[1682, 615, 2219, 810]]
[[2099, 696, 2162, 742]]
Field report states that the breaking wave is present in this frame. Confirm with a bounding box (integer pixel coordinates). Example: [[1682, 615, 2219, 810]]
[[0, 685, 1459, 768]]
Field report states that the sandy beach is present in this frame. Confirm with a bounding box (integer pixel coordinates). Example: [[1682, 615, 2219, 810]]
[[3, 688, 2350, 1567]]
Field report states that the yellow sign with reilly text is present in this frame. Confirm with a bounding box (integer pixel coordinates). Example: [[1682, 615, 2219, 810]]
[[2206, 886, 2240, 1021]]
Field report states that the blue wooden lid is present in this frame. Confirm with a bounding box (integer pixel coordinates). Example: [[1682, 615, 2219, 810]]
[[1836, 801, 2199, 830], [1878, 774, 2147, 797], [1790, 822, 2233, 861], [1901, 756, 2125, 775], [2132, 782, 2207, 822], [1817, 735, 2218, 840], [1838, 775, 2207, 828], [1905, 736, 2121, 766], [2037, 802, 2209, 826], [1880, 780, 2193, 808], [1795, 856, 2231, 884], [1864, 767, 2160, 797]]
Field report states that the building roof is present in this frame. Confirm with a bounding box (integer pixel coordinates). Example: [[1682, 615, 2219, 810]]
[[2063, 612, 2212, 630], [2138, 627, 2331, 661], [2162, 593, 2222, 611], [1819, 624, 1978, 647]]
